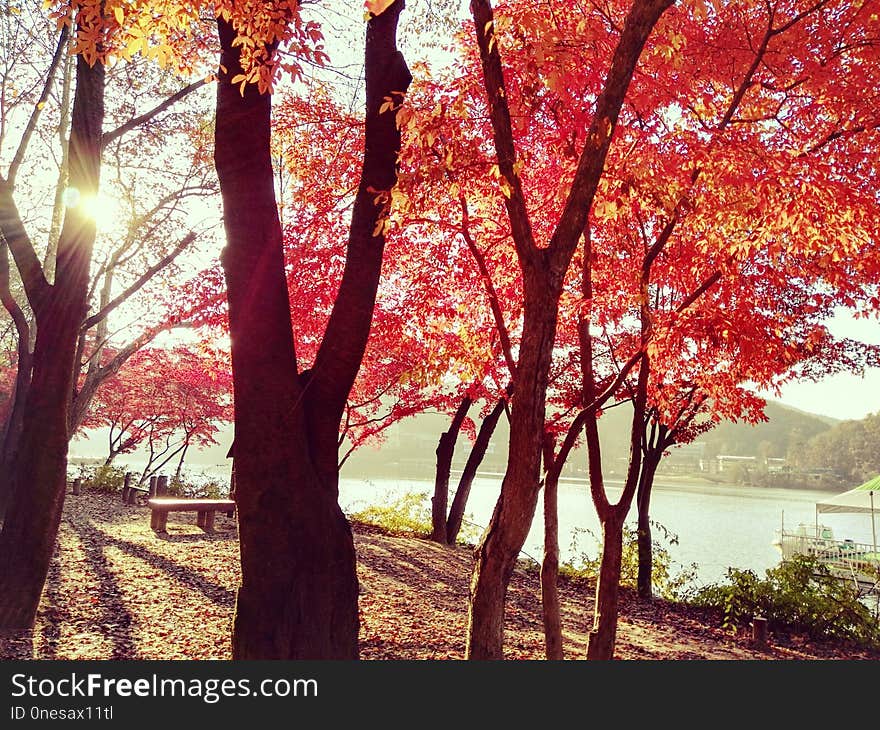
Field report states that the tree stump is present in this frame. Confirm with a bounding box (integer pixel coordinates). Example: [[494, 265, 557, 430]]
[[72, 478, 81, 496]]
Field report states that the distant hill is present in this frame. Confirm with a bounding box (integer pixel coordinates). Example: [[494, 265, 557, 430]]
[[697, 400, 837, 459], [341, 397, 839, 480], [72, 396, 840, 481], [766, 401, 840, 428]]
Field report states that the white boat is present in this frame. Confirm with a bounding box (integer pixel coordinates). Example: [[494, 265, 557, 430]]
[[773, 522, 880, 591], [773, 476, 880, 594]]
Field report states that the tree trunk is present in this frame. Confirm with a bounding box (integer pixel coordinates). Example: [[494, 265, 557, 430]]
[[586, 510, 625, 660], [636, 452, 660, 600], [431, 395, 472, 542], [0, 50, 104, 629], [467, 278, 559, 659], [173, 442, 189, 485], [540, 468, 563, 659], [0, 329, 31, 519], [215, 2, 410, 659], [216, 19, 357, 657], [447, 394, 507, 544], [45, 29, 74, 283]]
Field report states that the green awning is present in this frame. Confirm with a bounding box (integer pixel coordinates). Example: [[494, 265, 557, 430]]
[[817, 479, 879, 515], [853, 474, 880, 492]]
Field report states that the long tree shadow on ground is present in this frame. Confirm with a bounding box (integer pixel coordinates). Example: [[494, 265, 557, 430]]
[[68, 520, 138, 659], [87, 525, 236, 607], [35, 535, 68, 659]]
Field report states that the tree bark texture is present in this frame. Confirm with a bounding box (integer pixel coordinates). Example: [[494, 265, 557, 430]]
[[466, 278, 559, 659], [447, 394, 507, 545], [586, 512, 625, 660], [215, 2, 410, 659], [0, 245, 32, 518], [0, 50, 104, 629], [432, 395, 472, 543], [540, 468, 563, 659], [636, 451, 661, 600]]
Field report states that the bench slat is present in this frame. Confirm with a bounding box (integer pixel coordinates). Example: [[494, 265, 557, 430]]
[[148, 498, 235, 532], [148, 498, 235, 512]]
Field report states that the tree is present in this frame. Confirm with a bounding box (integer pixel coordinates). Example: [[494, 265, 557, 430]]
[[533, 0, 880, 658], [404, 0, 879, 659], [0, 7, 105, 627], [462, 0, 673, 659], [0, 0, 224, 629], [214, 0, 412, 658], [82, 345, 233, 480], [0, 1, 217, 520]]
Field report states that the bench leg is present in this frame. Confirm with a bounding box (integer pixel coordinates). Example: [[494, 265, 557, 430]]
[[151, 510, 168, 532], [197, 511, 207, 528], [204, 511, 215, 531]]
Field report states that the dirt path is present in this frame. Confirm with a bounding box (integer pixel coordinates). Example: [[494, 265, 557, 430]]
[[2, 489, 877, 660]]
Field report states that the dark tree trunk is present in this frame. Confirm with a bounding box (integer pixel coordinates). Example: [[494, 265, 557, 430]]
[[636, 451, 661, 600], [0, 239, 32, 519], [0, 337, 31, 519], [216, 18, 353, 659], [447, 394, 507, 545], [467, 277, 559, 659], [586, 510, 625, 660], [583, 354, 650, 660], [0, 50, 104, 629], [540, 437, 563, 660], [431, 395, 472, 543], [215, 2, 410, 659]]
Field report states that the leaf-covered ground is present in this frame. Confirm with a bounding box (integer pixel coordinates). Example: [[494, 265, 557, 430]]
[[2, 488, 879, 660]]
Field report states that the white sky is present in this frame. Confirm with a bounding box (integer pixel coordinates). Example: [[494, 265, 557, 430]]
[[764, 309, 880, 422]]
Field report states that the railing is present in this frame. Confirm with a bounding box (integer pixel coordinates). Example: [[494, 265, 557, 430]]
[[776, 531, 880, 587]]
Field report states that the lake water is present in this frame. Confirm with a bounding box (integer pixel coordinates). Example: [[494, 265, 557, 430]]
[[337, 474, 878, 588]]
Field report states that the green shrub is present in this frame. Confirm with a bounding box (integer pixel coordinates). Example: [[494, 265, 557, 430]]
[[348, 490, 480, 544], [77, 464, 128, 493], [559, 521, 699, 600], [169, 477, 225, 499], [349, 490, 432, 536], [687, 554, 880, 647]]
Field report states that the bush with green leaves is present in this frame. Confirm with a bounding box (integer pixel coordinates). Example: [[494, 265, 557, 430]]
[[77, 464, 128, 493], [169, 476, 226, 499], [560, 522, 699, 600], [687, 554, 880, 647], [348, 490, 480, 545]]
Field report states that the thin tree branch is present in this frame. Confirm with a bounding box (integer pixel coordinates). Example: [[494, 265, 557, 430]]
[[80, 232, 196, 333], [8, 26, 70, 187], [101, 79, 209, 150]]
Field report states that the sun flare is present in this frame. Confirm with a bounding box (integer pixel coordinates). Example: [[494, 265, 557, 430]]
[[62, 187, 121, 229]]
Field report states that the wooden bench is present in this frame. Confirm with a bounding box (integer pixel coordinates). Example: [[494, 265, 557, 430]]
[[148, 498, 236, 532], [122, 485, 150, 505]]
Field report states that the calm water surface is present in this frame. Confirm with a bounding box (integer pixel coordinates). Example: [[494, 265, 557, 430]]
[[338, 475, 877, 588]]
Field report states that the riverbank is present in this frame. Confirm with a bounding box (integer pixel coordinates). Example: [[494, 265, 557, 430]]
[[2, 488, 878, 660]]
